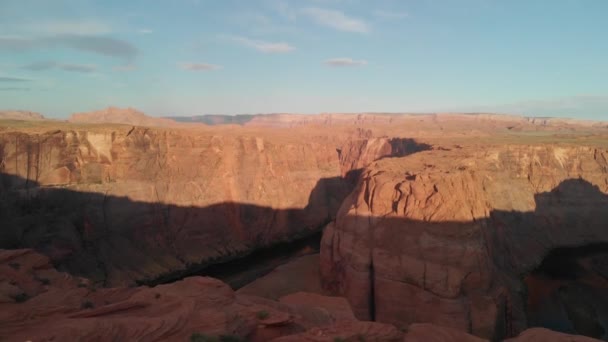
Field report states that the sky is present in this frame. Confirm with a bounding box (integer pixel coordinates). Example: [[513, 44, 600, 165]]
[[0, 0, 607, 119]]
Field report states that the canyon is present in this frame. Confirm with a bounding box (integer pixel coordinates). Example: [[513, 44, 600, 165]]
[[1, 109, 608, 341]]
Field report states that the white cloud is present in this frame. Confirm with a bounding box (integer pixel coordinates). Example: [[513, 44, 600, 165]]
[[179, 62, 222, 71], [137, 28, 153, 34], [231, 36, 295, 53], [324, 57, 368, 67], [302, 7, 369, 33], [373, 10, 409, 19]]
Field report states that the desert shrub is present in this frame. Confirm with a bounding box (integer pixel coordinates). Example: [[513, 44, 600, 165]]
[[81, 300, 94, 309], [12, 293, 29, 303], [256, 310, 269, 320], [38, 277, 51, 285]]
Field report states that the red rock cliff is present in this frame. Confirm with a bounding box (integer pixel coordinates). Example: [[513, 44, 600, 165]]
[[320, 145, 608, 338], [0, 125, 417, 286]]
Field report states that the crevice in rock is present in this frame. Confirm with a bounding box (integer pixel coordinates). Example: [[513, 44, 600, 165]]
[[136, 230, 324, 290], [523, 243, 608, 340]]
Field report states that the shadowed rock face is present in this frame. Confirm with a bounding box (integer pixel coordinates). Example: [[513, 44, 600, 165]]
[[0, 126, 429, 286], [525, 244, 608, 340], [0, 248, 407, 341], [0, 248, 600, 341], [320, 146, 608, 339]]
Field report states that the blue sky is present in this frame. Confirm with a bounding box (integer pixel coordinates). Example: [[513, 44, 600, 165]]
[[0, 0, 607, 119]]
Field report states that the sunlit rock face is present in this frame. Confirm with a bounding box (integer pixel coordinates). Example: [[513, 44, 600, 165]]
[[0, 124, 423, 286], [320, 145, 608, 339], [0, 128, 341, 285]]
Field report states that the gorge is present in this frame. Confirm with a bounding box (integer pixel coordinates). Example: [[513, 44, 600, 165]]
[[1, 110, 608, 341]]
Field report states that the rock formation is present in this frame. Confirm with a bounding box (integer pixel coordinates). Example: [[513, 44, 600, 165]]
[[1, 248, 601, 341], [0, 248, 406, 341], [0, 121, 423, 286], [0, 110, 45, 121], [69, 107, 177, 127], [320, 145, 608, 339]]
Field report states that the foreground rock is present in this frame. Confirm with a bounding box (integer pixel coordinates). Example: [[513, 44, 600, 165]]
[[0, 248, 394, 341], [321, 145, 608, 339], [237, 255, 329, 300], [2, 249, 600, 341], [506, 328, 602, 342]]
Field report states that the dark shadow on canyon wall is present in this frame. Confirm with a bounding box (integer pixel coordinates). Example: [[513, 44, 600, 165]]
[[0, 169, 360, 288], [324, 178, 608, 340], [336, 137, 433, 182], [383, 138, 433, 160], [0, 134, 435, 289], [2, 165, 608, 340]]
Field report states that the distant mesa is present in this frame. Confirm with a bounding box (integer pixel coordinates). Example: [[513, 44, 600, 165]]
[[0, 110, 46, 121], [69, 107, 176, 127]]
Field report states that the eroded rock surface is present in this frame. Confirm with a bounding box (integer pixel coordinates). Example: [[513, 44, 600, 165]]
[[0, 122, 422, 286], [0, 248, 412, 341], [321, 145, 608, 339]]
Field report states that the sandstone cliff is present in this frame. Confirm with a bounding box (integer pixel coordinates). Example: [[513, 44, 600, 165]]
[[0, 124, 421, 286], [320, 145, 608, 339]]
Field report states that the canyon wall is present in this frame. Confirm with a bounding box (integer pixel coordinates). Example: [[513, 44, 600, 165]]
[[0, 125, 423, 286], [320, 145, 608, 339]]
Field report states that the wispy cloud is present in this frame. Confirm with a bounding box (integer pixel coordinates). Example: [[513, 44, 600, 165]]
[[30, 20, 112, 35], [23, 61, 97, 73], [324, 57, 368, 67], [467, 95, 608, 118], [230, 36, 295, 53], [179, 62, 222, 71], [0, 35, 138, 61], [0, 76, 31, 82], [113, 64, 137, 72], [302, 7, 369, 33], [0, 87, 30, 91], [137, 28, 153, 34], [373, 10, 409, 19], [273, 0, 297, 21], [60, 36, 138, 60]]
